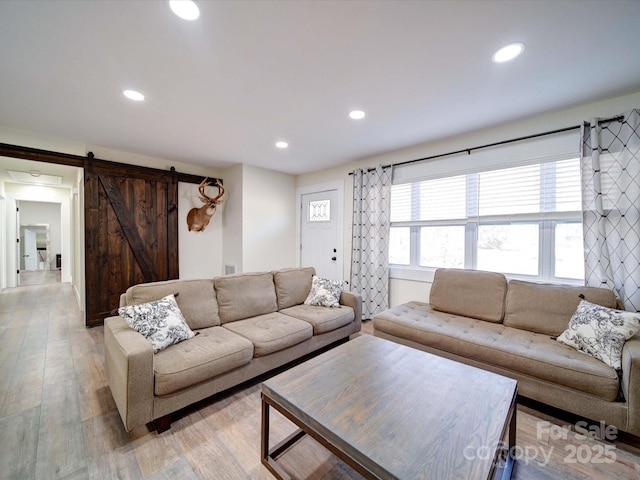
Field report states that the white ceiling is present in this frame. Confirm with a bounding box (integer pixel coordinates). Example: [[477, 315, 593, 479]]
[[0, 156, 79, 189], [1, 0, 640, 177]]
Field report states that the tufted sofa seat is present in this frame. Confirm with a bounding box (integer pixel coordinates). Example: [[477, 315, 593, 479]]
[[374, 268, 640, 436], [104, 267, 362, 432]]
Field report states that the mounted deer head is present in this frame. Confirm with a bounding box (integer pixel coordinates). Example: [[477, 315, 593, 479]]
[[186, 178, 224, 232]]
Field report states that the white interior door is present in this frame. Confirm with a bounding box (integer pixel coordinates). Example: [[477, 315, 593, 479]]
[[22, 227, 38, 271], [300, 190, 341, 280]]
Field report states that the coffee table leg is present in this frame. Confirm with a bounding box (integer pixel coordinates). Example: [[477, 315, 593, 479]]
[[261, 397, 270, 464], [261, 394, 306, 480], [500, 402, 517, 480]]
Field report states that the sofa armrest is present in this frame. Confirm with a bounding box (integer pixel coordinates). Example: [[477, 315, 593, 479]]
[[340, 290, 363, 332], [104, 316, 154, 432], [622, 336, 640, 435]]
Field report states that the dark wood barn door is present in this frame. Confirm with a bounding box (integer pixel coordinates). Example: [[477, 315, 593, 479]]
[[84, 160, 179, 326], [0, 142, 215, 327]]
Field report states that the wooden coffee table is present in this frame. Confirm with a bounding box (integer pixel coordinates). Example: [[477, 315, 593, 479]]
[[261, 335, 517, 480]]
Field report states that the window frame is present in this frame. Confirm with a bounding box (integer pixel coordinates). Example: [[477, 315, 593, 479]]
[[389, 159, 584, 285]]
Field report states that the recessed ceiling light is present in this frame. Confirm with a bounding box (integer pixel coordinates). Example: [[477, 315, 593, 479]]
[[492, 42, 525, 63], [349, 110, 366, 120], [123, 89, 145, 101], [275, 141, 288, 149], [169, 0, 200, 20]]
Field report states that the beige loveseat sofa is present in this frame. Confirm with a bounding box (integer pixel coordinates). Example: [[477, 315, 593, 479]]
[[104, 267, 362, 432], [374, 268, 640, 437]]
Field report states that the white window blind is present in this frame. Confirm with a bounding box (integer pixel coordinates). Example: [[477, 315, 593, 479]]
[[390, 155, 584, 282], [391, 159, 581, 222], [390, 175, 467, 222]]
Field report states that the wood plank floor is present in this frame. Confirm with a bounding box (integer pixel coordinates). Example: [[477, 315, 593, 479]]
[[1, 281, 640, 479], [17, 270, 61, 287]]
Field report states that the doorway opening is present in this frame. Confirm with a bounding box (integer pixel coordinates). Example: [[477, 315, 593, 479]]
[[18, 223, 60, 286]]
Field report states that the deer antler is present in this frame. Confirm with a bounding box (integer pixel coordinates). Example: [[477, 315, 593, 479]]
[[198, 178, 224, 206], [187, 178, 225, 232]]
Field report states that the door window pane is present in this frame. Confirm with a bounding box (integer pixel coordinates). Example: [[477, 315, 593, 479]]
[[555, 222, 584, 280], [419, 226, 465, 268], [478, 223, 539, 275], [309, 200, 330, 222], [389, 227, 410, 265]]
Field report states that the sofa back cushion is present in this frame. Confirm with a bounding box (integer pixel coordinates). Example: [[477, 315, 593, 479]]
[[125, 278, 219, 330], [503, 280, 618, 336], [215, 272, 278, 324], [429, 268, 507, 323], [273, 267, 316, 310]]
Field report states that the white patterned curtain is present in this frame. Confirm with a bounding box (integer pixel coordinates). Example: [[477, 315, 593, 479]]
[[350, 165, 392, 320], [581, 109, 640, 312]]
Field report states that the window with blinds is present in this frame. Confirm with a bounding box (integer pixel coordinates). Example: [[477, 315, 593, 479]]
[[389, 158, 584, 281]]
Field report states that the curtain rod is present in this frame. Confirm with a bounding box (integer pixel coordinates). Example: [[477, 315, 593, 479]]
[[350, 114, 624, 175]]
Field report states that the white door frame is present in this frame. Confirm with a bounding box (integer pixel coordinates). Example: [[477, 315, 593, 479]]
[[296, 180, 344, 274]]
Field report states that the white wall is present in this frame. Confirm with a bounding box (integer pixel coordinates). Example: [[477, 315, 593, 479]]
[[217, 164, 297, 274], [72, 169, 84, 309], [221, 164, 244, 273], [18, 201, 61, 270], [0, 125, 86, 157], [87, 145, 224, 180], [242, 165, 297, 272], [178, 181, 223, 278], [296, 89, 640, 307]]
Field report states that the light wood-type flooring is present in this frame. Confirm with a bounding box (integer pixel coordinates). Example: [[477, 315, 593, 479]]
[[17, 270, 61, 287], [1, 281, 640, 479]]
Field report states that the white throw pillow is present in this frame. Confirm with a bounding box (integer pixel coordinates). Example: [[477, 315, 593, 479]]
[[557, 299, 640, 370], [304, 276, 344, 308], [118, 294, 195, 353]]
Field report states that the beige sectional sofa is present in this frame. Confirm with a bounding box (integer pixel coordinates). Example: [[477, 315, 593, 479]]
[[104, 267, 362, 432], [374, 268, 640, 437]]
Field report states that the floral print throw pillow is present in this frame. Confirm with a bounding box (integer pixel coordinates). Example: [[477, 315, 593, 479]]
[[118, 294, 195, 353], [557, 299, 640, 370], [304, 276, 344, 308]]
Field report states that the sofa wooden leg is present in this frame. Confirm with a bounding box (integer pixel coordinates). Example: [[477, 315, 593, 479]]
[[156, 415, 171, 433]]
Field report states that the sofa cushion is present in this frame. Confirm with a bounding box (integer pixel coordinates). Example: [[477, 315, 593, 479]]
[[126, 278, 220, 329], [222, 312, 313, 357], [153, 326, 254, 396], [429, 269, 507, 323], [304, 276, 344, 308], [273, 267, 316, 310], [557, 300, 640, 370], [118, 294, 195, 353], [504, 280, 618, 337], [374, 302, 620, 402], [215, 272, 278, 324], [280, 304, 354, 334]]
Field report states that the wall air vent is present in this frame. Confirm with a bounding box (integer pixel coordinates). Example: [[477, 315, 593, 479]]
[[224, 264, 236, 275]]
